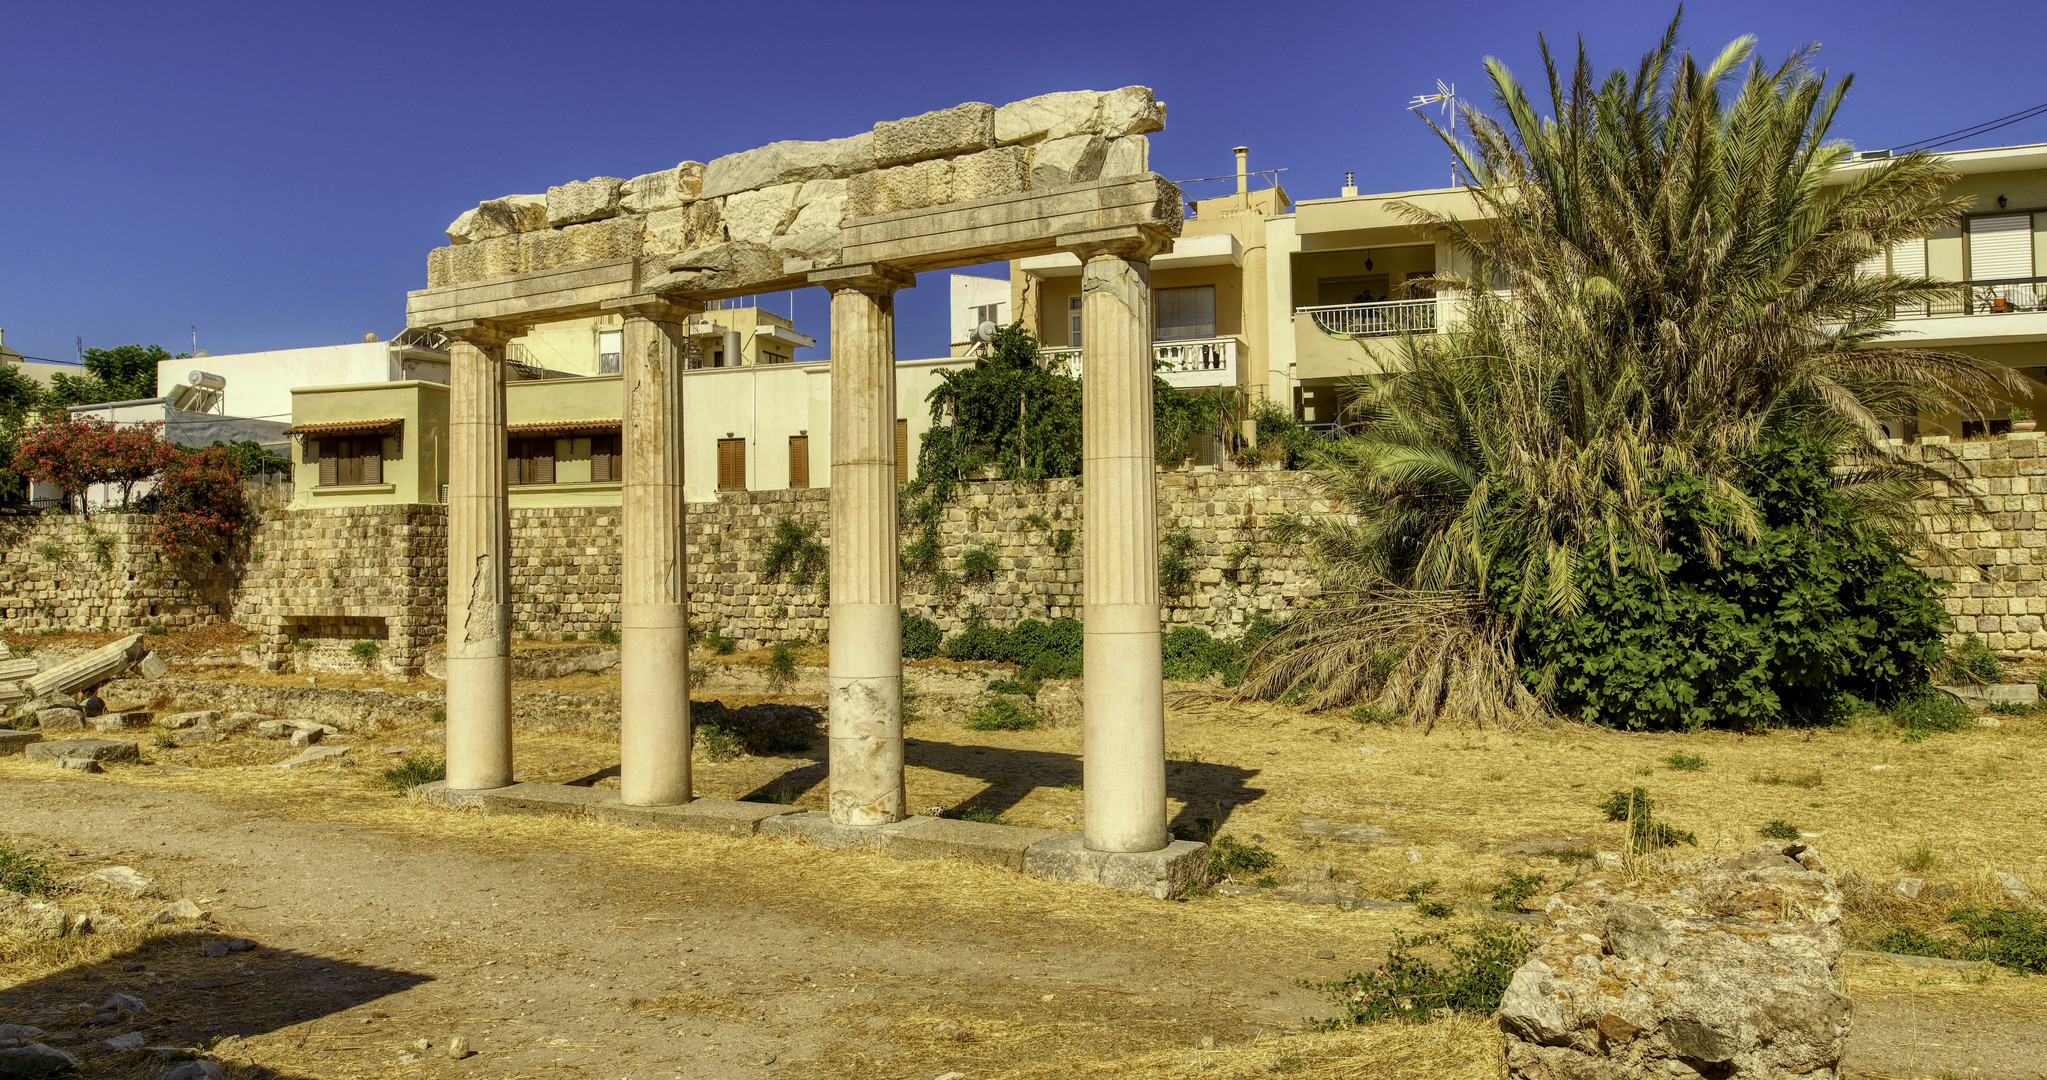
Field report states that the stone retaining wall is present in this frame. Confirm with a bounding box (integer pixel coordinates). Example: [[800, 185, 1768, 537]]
[[1903, 433, 2047, 658], [0, 514, 230, 635]]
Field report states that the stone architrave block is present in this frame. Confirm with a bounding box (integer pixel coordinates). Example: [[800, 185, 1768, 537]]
[[546, 177, 624, 227], [621, 162, 704, 214], [995, 90, 1103, 145], [1498, 842, 1850, 1079], [1022, 834, 1209, 899], [1098, 86, 1167, 137], [872, 102, 996, 167], [645, 241, 782, 296], [700, 135, 875, 199], [473, 783, 615, 818], [723, 183, 804, 245], [1100, 135, 1150, 179], [1030, 135, 1108, 188], [24, 739, 139, 763], [426, 246, 452, 288], [562, 217, 643, 264], [519, 229, 571, 273], [0, 731, 40, 757], [641, 201, 724, 259], [446, 195, 550, 244], [846, 158, 954, 218], [593, 797, 804, 838], [952, 147, 1030, 202]]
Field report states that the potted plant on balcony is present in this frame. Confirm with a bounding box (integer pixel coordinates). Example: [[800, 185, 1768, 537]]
[[2011, 407, 2035, 433]]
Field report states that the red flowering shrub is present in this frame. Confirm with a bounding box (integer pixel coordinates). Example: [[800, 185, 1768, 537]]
[[151, 445, 252, 559], [12, 414, 172, 511]]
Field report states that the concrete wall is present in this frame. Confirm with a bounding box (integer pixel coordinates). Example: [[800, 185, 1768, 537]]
[[158, 342, 445, 427], [288, 381, 449, 508]]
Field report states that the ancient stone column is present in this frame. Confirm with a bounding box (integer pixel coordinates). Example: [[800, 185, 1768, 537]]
[[444, 325, 515, 791], [816, 265, 914, 825], [615, 299, 699, 806], [1075, 231, 1172, 853]]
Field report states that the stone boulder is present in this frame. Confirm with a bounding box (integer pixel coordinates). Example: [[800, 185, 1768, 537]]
[[1098, 86, 1167, 137], [545, 177, 624, 227], [620, 162, 704, 214], [722, 183, 804, 245], [995, 90, 1103, 145], [1498, 842, 1851, 1079], [445, 195, 547, 244], [872, 102, 996, 167], [1101, 135, 1150, 179]]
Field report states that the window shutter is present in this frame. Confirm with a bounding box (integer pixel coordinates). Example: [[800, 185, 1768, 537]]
[[534, 440, 556, 484], [591, 435, 613, 483], [788, 435, 809, 488], [1969, 213, 2034, 281], [718, 438, 745, 491], [318, 441, 339, 487], [895, 419, 909, 484], [509, 439, 522, 486], [361, 439, 382, 485], [1891, 238, 1927, 278], [1154, 285, 1215, 340]]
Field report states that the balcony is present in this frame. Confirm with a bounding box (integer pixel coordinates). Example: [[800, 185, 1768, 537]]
[[1891, 277, 2047, 319], [1297, 298, 1439, 338], [1039, 335, 1238, 389]]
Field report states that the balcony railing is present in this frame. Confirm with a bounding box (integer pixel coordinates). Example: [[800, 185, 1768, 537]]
[[1298, 298, 1439, 338], [1039, 335, 1238, 388], [1893, 276, 2047, 319]]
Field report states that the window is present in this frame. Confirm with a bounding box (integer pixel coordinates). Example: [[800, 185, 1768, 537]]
[[973, 302, 1005, 327], [1068, 295, 1084, 347], [590, 434, 619, 483], [314, 437, 385, 487], [1154, 285, 1216, 340], [509, 438, 556, 485], [896, 419, 910, 484], [597, 330, 622, 375], [717, 438, 746, 491], [788, 435, 810, 488]]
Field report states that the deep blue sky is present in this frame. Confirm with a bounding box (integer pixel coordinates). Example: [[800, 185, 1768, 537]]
[[3, 0, 2040, 366]]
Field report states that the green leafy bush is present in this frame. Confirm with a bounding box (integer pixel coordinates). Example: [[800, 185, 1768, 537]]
[[762, 517, 827, 585], [1598, 787, 1697, 850], [960, 547, 1000, 582], [1205, 835, 1279, 882], [594, 624, 620, 645], [1311, 925, 1532, 1026], [900, 612, 942, 659], [1888, 687, 1973, 734], [963, 697, 1040, 731], [348, 640, 382, 667], [693, 701, 820, 761], [379, 754, 446, 793], [1050, 529, 1075, 555], [1490, 872, 1549, 912], [705, 625, 738, 655], [1759, 820, 1802, 841], [1511, 435, 1951, 731], [1158, 530, 1198, 595], [987, 678, 1037, 699], [1161, 618, 1284, 686], [944, 617, 1083, 681], [1872, 907, 2047, 974], [1941, 634, 2005, 685], [0, 840, 58, 896], [765, 641, 798, 691], [1663, 752, 1706, 771]]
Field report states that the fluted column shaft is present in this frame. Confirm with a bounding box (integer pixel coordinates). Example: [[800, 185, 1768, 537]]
[[1079, 243, 1169, 853], [445, 333, 513, 791], [619, 306, 696, 805], [827, 277, 907, 825]]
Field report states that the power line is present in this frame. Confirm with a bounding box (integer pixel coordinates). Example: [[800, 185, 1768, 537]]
[[1894, 101, 2047, 153]]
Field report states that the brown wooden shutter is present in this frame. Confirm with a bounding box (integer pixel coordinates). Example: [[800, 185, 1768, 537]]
[[318, 440, 339, 487], [788, 435, 809, 488], [508, 438, 522, 486], [591, 435, 614, 483], [717, 438, 746, 491], [361, 439, 383, 485], [533, 440, 556, 484], [895, 418, 909, 484]]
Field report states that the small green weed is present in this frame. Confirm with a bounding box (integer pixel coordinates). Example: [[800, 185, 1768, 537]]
[[380, 754, 446, 792], [1989, 700, 2032, 715], [1598, 787, 1697, 850], [1941, 634, 2005, 685], [1759, 820, 1802, 841], [987, 678, 1038, 699], [1206, 836, 1277, 883], [153, 731, 176, 749], [1888, 687, 1974, 735], [348, 640, 382, 667], [1663, 752, 1706, 771], [1050, 529, 1075, 555], [765, 641, 799, 691], [1750, 769, 1824, 789], [706, 625, 738, 655], [948, 806, 1009, 825], [1872, 907, 2047, 974], [964, 697, 1040, 732], [1350, 703, 1392, 726], [1897, 840, 1938, 873], [1158, 530, 1198, 595], [1490, 872, 1548, 913], [1309, 925, 1532, 1026], [960, 547, 1000, 583], [1398, 879, 1454, 917], [900, 612, 942, 659], [0, 840, 59, 896]]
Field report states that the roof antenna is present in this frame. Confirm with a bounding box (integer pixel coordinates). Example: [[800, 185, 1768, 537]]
[[1408, 80, 1459, 186]]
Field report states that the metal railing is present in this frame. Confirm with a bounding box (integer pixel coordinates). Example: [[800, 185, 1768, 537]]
[[1297, 298, 1439, 337], [1038, 336, 1238, 387], [1893, 276, 2047, 319]]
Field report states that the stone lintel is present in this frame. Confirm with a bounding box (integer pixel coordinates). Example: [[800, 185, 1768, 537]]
[[407, 258, 638, 330], [470, 782, 617, 817], [599, 293, 705, 321], [439, 320, 520, 348], [841, 174, 1182, 273], [23, 739, 139, 763], [759, 810, 930, 850], [805, 263, 916, 294], [592, 798, 804, 838], [1020, 834, 1209, 900], [1057, 224, 1175, 262], [891, 818, 1062, 869], [0, 730, 42, 757]]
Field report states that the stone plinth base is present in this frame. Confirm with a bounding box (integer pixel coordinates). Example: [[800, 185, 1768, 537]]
[[413, 781, 1207, 899], [0, 731, 41, 756], [24, 739, 137, 763]]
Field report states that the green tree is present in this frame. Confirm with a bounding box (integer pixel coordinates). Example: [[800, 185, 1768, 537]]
[[1245, 18, 2009, 727], [46, 344, 185, 408], [0, 364, 41, 507]]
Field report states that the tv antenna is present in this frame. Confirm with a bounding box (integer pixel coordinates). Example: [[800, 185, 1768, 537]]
[[1409, 80, 1459, 186]]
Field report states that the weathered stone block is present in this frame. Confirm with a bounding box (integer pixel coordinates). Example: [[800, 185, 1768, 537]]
[[446, 194, 548, 244], [995, 90, 1102, 145], [723, 183, 804, 245], [758, 810, 927, 850], [1021, 834, 1209, 899], [24, 739, 138, 763], [846, 158, 953, 217], [872, 102, 995, 167], [0, 731, 40, 756], [889, 818, 1061, 869], [563, 216, 642, 264], [593, 796, 803, 837], [952, 146, 1029, 201], [620, 162, 704, 214], [1098, 86, 1167, 137], [1031, 135, 1106, 187], [641, 201, 725, 258], [546, 177, 624, 227], [700, 135, 875, 199], [1101, 135, 1150, 179], [473, 783, 615, 818]]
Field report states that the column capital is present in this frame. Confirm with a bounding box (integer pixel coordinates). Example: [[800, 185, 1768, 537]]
[[439, 320, 519, 349], [1059, 225, 1175, 264], [808, 263, 915, 295], [601, 293, 705, 323]]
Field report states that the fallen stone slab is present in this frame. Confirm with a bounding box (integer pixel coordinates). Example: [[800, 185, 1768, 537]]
[[1936, 682, 2036, 707], [0, 731, 40, 756], [0, 1042, 80, 1075], [57, 757, 102, 772], [219, 712, 268, 733], [0, 658, 38, 682], [0, 1024, 45, 1048], [1995, 871, 2039, 908], [1294, 815, 1398, 845], [35, 707, 85, 732], [81, 866, 153, 896], [88, 712, 149, 732], [591, 797, 803, 837], [274, 746, 350, 769], [1022, 833, 1209, 900], [158, 711, 221, 730], [23, 634, 147, 699], [25, 739, 139, 764], [892, 817, 1062, 870], [758, 811, 929, 851]]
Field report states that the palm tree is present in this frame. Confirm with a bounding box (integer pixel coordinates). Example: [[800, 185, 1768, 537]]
[[1245, 17, 2015, 726]]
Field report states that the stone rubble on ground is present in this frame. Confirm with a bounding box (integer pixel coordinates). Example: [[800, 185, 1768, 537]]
[[104, 1032, 145, 1051], [1498, 841, 1850, 1080], [156, 1061, 226, 1080], [157, 711, 220, 730], [0, 1042, 80, 1074], [81, 866, 153, 897], [1889, 876, 1926, 899], [200, 938, 252, 957], [1996, 871, 2039, 908], [275, 745, 350, 769]]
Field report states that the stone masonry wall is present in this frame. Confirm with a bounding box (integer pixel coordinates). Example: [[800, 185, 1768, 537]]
[[0, 513, 230, 634], [1902, 433, 2047, 659], [228, 504, 448, 675]]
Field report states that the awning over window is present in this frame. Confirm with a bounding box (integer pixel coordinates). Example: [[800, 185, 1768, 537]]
[[507, 420, 622, 436], [282, 418, 404, 437]]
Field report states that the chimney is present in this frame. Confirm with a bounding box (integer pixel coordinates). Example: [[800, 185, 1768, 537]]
[[1342, 171, 1359, 198], [1233, 146, 1250, 194]]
